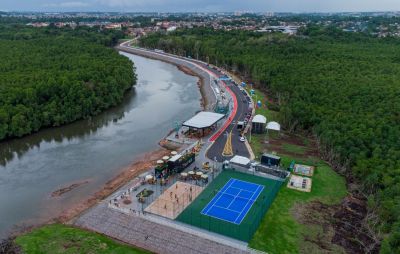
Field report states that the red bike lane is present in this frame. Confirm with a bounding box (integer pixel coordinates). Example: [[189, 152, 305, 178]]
[[193, 65, 238, 142]]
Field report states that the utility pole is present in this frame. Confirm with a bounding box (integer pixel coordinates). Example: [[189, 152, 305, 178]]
[[249, 119, 252, 143]]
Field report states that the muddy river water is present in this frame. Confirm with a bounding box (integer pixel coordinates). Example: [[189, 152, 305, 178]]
[[0, 52, 201, 237]]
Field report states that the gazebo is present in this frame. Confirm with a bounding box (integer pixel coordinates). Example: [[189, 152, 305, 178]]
[[182, 111, 225, 137]]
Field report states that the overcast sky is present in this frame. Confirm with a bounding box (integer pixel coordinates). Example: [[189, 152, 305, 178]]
[[1, 0, 399, 12]]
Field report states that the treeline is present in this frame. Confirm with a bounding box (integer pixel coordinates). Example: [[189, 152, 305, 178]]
[[140, 28, 400, 253], [0, 25, 127, 46], [0, 26, 136, 140]]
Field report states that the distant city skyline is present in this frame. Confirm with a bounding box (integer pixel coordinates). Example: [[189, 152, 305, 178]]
[[1, 0, 400, 13]]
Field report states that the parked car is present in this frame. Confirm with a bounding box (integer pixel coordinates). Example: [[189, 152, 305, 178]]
[[239, 136, 246, 142]]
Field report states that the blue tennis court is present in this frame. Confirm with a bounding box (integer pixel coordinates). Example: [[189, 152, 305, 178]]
[[200, 178, 264, 225]]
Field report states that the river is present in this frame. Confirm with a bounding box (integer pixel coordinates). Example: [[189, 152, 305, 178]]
[[0, 52, 201, 237]]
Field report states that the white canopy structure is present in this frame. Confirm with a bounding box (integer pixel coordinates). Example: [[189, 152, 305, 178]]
[[252, 114, 267, 134], [229, 155, 251, 167], [169, 154, 182, 163], [252, 114, 267, 124], [266, 121, 281, 131], [183, 111, 225, 129]]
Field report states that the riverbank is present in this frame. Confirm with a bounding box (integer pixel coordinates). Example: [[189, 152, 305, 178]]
[[116, 46, 216, 111], [6, 49, 211, 248], [56, 49, 212, 224], [0, 50, 204, 241], [57, 148, 171, 224], [177, 65, 207, 109]]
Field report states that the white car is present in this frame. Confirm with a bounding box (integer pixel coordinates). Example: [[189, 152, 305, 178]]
[[239, 136, 246, 142]]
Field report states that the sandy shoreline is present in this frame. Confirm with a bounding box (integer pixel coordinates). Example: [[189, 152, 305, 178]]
[[49, 50, 209, 224], [57, 148, 171, 223]]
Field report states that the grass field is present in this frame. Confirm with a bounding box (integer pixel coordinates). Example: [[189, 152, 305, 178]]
[[246, 89, 347, 253], [281, 143, 307, 155], [176, 170, 283, 242], [249, 154, 347, 253], [15, 224, 151, 254]]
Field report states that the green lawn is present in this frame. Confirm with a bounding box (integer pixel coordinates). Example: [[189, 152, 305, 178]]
[[246, 88, 347, 253], [281, 143, 307, 155], [249, 158, 347, 253], [176, 170, 283, 242], [15, 224, 151, 254]]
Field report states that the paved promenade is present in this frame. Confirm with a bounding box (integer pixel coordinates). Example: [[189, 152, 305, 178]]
[[74, 203, 251, 254], [73, 43, 261, 254]]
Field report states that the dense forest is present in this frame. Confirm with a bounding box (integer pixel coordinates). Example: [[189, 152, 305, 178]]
[[0, 26, 136, 140], [140, 28, 400, 253]]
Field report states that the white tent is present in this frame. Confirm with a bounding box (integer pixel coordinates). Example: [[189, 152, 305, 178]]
[[266, 121, 281, 131], [229, 155, 251, 167], [252, 114, 267, 124]]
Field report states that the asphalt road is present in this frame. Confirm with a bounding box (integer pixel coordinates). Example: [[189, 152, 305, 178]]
[[117, 44, 251, 163], [203, 66, 251, 162]]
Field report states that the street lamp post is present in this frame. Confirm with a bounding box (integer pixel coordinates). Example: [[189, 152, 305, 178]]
[[249, 119, 252, 143]]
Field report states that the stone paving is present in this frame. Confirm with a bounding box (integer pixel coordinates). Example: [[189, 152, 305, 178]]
[[74, 203, 251, 254]]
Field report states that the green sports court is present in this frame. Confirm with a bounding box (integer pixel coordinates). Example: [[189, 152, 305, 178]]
[[176, 169, 283, 242]]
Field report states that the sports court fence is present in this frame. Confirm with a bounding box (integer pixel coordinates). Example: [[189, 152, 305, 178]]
[[145, 183, 203, 219], [177, 167, 284, 242]]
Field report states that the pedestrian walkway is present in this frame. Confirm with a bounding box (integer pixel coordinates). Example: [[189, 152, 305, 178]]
[[74, 203, 251, 254]]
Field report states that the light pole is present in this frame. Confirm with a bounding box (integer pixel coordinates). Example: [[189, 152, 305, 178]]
[[249, 119, 252, 143]]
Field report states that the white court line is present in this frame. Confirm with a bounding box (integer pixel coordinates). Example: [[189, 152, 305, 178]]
[[233, 179, 261, 190], [201, 210, 243, 225], [229, 186, 260, 224], [202, 178, 265, 225], [210, 186, 258, 222], [242, 185, 260, 214], [201, 178, 236, 215], [213, 205, 241, 213], [229, 186, 256, 194], [225, 189, 242, 209], [221, 189, 257, 202], [234, 185, 265, 224]]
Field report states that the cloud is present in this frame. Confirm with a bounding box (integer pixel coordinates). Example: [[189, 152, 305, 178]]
[[95, 0, 224, 11], [97, 0, 176, 7], [8, 0, 400, 12], [43, 1, 90, 8]]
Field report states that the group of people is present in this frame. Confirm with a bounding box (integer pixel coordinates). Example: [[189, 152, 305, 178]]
[[165, 183, 194, 209]]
